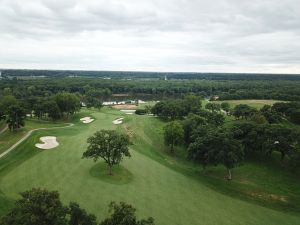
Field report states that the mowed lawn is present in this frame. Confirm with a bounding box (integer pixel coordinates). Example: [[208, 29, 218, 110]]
[[217, 99, 283, 109], [0, 119, 69, 155], [0, 108, 299, 225]]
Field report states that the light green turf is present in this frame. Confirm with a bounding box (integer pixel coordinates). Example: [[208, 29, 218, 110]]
[[0, 119, 69, 154], [216, 99, 284, 109], [0, 108, 299, 225]]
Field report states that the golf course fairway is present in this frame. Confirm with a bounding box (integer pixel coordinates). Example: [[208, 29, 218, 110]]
[[0, 108, 299, 225]]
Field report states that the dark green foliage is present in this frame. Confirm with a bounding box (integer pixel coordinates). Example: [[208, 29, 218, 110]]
[[163, 121, 184, 153], [271, 102, 300, 124], [289, 109, 300, 125], [100, 202, 154, 225], [0, 188, 67, 225], [135, 109, 147, 115], [205, 102, 221, 112], [231, 122, 300, 162], [206, 112, 225, 127], [68, 202, 97, 225], [151, 95, 202, 119], [6, 105, 26, 131], [233, 104, 257, 119], [221, 102, 230, 113], [82, 130, 131, 175], [260, 105, 282, 124], [250, 113, 267, 124], [188, 129, 244, 179], [0, 189, 154, 225], [45, 100, 61, 120], [182, 114, 206, 145], [54, 92, 81, 117], [151, 100, 185, 119], [0, 96, 18, 116]]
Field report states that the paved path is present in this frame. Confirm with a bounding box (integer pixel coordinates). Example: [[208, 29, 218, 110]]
[[0, 125, 8, 135], [0, 123, 74, 159]]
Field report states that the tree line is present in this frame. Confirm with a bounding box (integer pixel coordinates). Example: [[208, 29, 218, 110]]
[[0, 188, 154, 225], [0, 92, 81, 131], [1, 76, 300, 102], [151, 97, 300, 179]]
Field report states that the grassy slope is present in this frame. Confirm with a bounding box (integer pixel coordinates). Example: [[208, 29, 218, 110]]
[[129, 115, 300, 213], [0, 108, 299, 225]]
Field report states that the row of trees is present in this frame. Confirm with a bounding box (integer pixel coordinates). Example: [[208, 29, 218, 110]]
[[151, 95, 202, 119], [2, 74, 300, 101], [26, 92, 81, 120], [0, 96, 26, 131], [0, 92, 81, 131], [0, 188, 154, 225], [153, 97, 300, 179]]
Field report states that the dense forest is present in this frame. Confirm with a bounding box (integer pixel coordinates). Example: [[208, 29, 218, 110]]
[[1, 73, 300, 101], [1, 69, 300, 81]]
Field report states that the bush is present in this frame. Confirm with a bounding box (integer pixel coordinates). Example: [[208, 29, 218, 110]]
[[135, 109, 147, 115]]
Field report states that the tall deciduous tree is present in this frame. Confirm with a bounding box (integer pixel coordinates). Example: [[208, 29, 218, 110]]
[[0, 188, 67, 225], [221, 102, 230, 114], [163, 121, 184, 153], [82, 130, 130, 175], [233, 104, 257, 119], [214, 132, 244, 180], [100, 202, 154, 225], [54, 92, 81, 117], [188, 130, 244, 180], [68, 202, 97, 225], [6, 105, 26, 131], [205, 102, 221, 112]]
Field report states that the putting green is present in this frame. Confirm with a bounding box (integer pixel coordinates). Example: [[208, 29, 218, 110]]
[[0, 108, 299, 225]]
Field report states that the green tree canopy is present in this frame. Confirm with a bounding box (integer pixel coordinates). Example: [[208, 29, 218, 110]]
[[0, 188, 67, 225], [6, 104, 26, 131], [82, 130, 131, 175], [163, 121, 184, 153], [100, 202, 154, 225]]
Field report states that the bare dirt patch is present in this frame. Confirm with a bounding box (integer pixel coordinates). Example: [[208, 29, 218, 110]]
[[249, 192, 288, 203], [123, 124, 134, 138], [112, 104, 137, 110]]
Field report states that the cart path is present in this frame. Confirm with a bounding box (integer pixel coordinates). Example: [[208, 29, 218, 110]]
[[0, 123, 74, 159]]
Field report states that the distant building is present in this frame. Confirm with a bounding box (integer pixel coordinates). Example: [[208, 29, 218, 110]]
[[0, 71, 2, 79], [164, 75, 167, 81]]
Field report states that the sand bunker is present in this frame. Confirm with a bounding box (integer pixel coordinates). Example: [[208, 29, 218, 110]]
[[80, 117, 94, 124], [120, 110, 136, 115], [113, 118, 124, 125], [112, 104, 137, 110], [35, 136, 59, 150]]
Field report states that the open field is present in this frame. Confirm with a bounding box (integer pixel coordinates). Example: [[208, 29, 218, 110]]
[[0, 107, 299, 225], [216, 99, 283, 109]]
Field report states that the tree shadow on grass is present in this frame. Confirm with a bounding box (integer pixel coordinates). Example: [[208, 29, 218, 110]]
[[89, 162, 133, 185]]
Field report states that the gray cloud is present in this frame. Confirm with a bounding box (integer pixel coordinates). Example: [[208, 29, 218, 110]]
[[0, 0, 300, 73]]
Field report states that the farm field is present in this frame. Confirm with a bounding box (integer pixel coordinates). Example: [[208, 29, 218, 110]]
[[0, 107, 299, 225]]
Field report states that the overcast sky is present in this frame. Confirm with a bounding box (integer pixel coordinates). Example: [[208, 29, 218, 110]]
[[0, 0, 300, 73]]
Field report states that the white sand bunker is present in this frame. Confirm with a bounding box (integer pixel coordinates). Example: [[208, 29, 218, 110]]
[[35, 136, 59, 150], [113, 118, 124, 125], [120, 110, 136, 115], [80, 117, 94, 124]]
